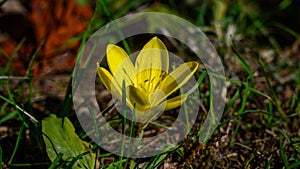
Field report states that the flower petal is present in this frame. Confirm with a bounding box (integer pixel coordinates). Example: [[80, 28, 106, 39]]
[[106, 44, 136, 86], [149, 89, 166, 107], [127, 85, 151, 111], [164, 94, 188, 110], [132, 68, 165, 92], [107, 44, 134, 74], [158, 62, 198, 101], [135, 37, 169, 90], [97, 64, 122, 101]]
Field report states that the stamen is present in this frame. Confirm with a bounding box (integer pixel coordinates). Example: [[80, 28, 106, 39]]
[[158, 71, 166, 88], [151, 77, 155, 83], [148, 77, 157, 91], [159, 72, 166, 77], [139, 83, 147, 92]]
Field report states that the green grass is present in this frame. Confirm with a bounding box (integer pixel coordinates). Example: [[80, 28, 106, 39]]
[[0, 0, 299, 168]]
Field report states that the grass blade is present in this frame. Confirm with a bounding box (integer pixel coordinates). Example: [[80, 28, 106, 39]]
[[196, 0, 208, 26], [270, 22, 299, 38], [48, 153, 63, 169], [290, 160, 300, 169], [231, 38, 254, 85], [279, 137, 290, 169], [259, 60, 286, 119], [8, 122, 25, 165], [120, 80, 127, 161], [127, 104, 136, 157], [0, 94, 38, 123], [186, 71, 207, 95], [0, 110, 18, 125], [100, 0, 131, 54], [231, 80, 250, 144]]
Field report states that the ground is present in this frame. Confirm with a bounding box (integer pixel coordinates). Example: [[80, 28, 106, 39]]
[[0, 0, 299, 168]]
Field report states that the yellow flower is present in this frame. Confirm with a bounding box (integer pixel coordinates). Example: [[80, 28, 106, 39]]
[[97, 37, 198, 122]]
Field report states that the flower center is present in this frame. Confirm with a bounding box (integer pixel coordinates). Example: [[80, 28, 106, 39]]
[[132, 69, 166, 93]]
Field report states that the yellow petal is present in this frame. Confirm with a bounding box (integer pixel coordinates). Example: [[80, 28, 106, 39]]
[[135, 37, 169, 90], [149, 89, 166, 107], [97, 64, 122, 101], [127, 85, 151, 111], [106, 44, 136, 86], [132, 68, 165, 92], [164, 94, 188, 110], [158, 62, 198, 101]]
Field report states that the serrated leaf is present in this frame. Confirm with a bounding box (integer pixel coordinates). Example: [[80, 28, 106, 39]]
[[42, 114, 95, 169]]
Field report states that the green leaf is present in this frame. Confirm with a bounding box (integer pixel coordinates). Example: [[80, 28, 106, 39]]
[[176, 147, 184, 157], [0, 110, 18, 125], [144, 152, 169, 169], [42, 114, 95, 169], [105, 159, 126, 169]]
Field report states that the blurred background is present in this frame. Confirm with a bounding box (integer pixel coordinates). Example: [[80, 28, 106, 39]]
[[0, 0, 299, 168], [0, 0, 299, 75]]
